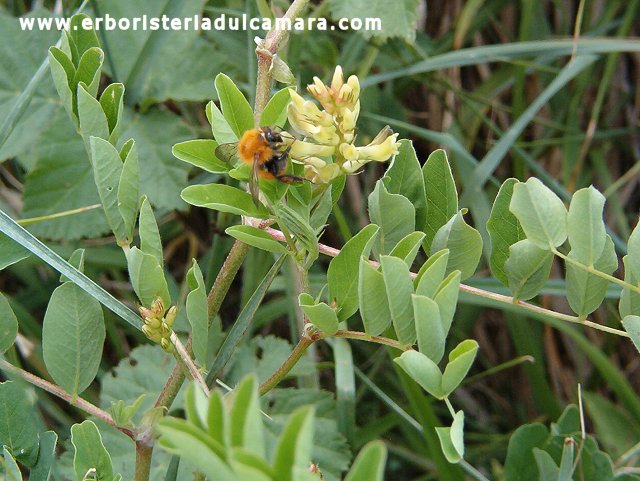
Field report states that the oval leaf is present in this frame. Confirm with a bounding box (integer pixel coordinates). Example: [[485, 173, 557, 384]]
[[182, 184, 270, 218], [0, 293, 18, 355], [225, 225, 288, 254], [510, 177, 567, 249], [173, 139, 230, 173], [42, 283, 105, 397]]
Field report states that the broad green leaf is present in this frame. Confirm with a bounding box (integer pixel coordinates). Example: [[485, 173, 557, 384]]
[[435, 410, 465, 463], [225, 225, 288, 254], [368, 179, 415, 256], [77, 83, 109, 146], [260, 87, 293, 127], [380, 255, 416, 345], [0, 233, 30, 270], [96, 0, 226, 103], [566, 236, 617, 317], [430, 210, 482, 280], [423, 149, 458, 251], [505, 239, 554, 301], [89, 136, 127, 242], [510, 177, 568, 249], [620, 256, 640, 318], [42, 282, 105, 397], [0, 293, 18, 354], [414, 249, 449, 296], [21, 118, 109, 240], [117, 139, 139, 243], [504, 423, 549, 481], [329, 0, 420, 42], [384, 140, 427, 232], [567, 186, 607, 265], [328, 224, 379, 322], [533, 449, 560, 480], [48, 47, 76, 124], [99, 83, 125, 139], [486, 178, 525, 286], [413, 295, 444, 362], [389, 231, 426, 267], [126, 247, 170, 308], [172, 139, 230, 173], [623, 315, 640, 354], [71, 421, 115, 481], [394, 349, 444, 399], [344, 441, 387, 481], [139, 197, 163, 267], [434, 270, 461, 334], [120, 109, 193, 211], [0, 381, 39, 466], [358, 257, 391, 336], [215, 73, 254, 138], [206, 100, 238, 145], [230, 376, 264, 458], [273, 406, 315, 481], [186, 259, 209, 368], [299, 296, 339, 336], [627, 222, 640, 281], [182, 184, 270, 218], [0, 13, 60, 162], [3, 446, 22, 481], [72, 47, 103, 98], [441, 339, 479, 396]]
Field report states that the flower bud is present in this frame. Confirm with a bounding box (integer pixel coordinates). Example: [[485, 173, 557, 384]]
[[144, 317, 162, 330], [164, 306, 177, 329], [356, 130, 400, 162], [151, 298, 165, 317]]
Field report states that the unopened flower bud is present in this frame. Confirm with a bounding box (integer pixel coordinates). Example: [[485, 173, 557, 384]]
[[164, 306, 177, 329], [142, 325, 162, 344], [151, 298, 165, 317], [160, 337, 174, 352], [144, 317, 162, 330], [138, 306, 155, 319]]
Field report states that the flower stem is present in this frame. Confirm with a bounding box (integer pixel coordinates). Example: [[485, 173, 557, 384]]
[[0, 359, 134, 439], [134, 442, 153, 481]]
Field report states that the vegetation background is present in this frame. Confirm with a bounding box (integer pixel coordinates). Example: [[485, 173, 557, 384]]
[[0, 0, 639, 480]]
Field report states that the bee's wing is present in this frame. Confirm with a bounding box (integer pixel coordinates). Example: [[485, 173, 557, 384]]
[[214, 142, 240, 165], [249, 153, 261, 208]]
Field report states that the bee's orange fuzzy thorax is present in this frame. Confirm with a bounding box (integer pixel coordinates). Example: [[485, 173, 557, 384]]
[[238, 129, 273, 165]]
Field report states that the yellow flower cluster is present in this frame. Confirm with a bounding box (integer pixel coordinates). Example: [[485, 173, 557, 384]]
[[139, 298, 176, 352], [286, 66, 400, 183]]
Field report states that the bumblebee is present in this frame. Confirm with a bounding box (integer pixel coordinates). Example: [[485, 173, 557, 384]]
[[215, 127, 304, 206]]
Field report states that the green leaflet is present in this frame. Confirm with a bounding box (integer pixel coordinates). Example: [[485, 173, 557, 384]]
[[487, 178, 525, 286], [42, 282, 105, 397], [430, 210, 482, 280], [423, 149, 458, 251]]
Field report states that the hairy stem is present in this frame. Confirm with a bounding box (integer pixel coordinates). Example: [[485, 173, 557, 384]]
[[134, 442, 153, 481], [254, 0, 311, 123], [0, 359, 134, 439]]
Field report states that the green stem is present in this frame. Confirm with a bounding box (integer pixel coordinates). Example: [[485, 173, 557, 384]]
[[259, 225, 630, 338], [17, 204, 101, 225], [552, 247, 640, 296], [259, 329, 411, 395], [134, 442, 152, 481]]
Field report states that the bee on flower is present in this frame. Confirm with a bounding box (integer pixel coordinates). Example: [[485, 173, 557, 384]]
[[283, 66, 401, 183]]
